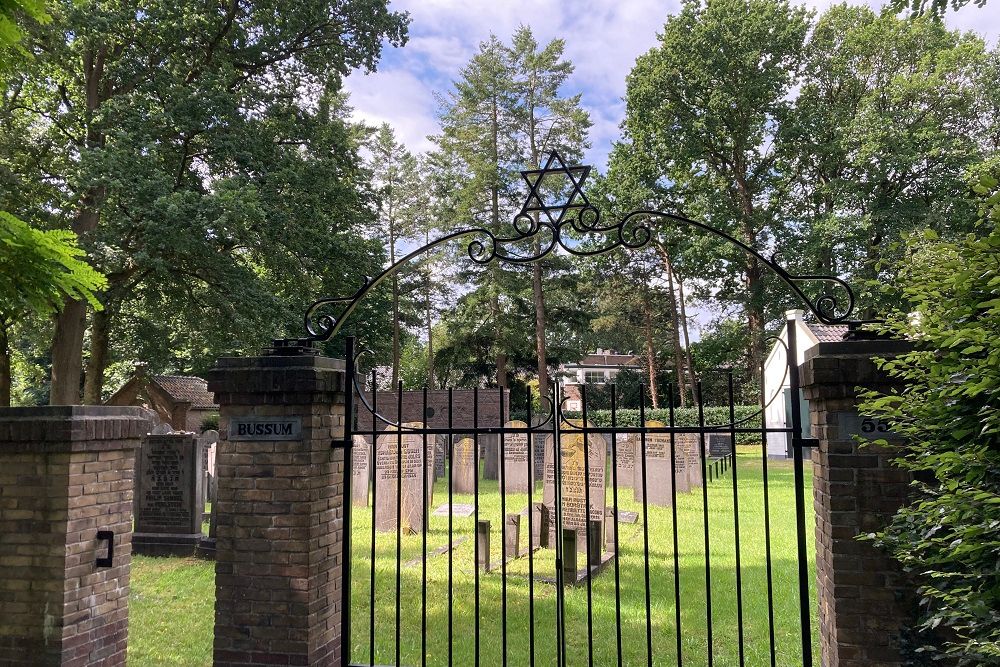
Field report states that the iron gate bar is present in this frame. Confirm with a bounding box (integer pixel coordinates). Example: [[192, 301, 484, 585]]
[[499, 390, 508, 667], [369, 374, 378, 667], [728, 371, 747, 667], [695, 381, 714, 667], [447, 388, 454, 667], [668, 384, 683, 666], [760, 358, 778, 667], [395, 383, 403, 667], [609, 389, 623, 667], [343, 337, 356, 667], [580, 386, 595, 667], [525, 393, 536, 667], [637, 389, 653, 666], [787, 316, 814, 667], [421, 387, 428, 667], [473, 387, 480, 667]]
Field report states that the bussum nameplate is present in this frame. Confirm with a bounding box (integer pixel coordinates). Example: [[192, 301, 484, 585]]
[[229, 417, 303, 441]]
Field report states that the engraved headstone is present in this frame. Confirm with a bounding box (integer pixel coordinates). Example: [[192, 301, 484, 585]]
[[562, 528, 578, 580], [504, 514, 520, 561], [707, 433, 733, 458], [133, 433, 204, 555], [613, 432, 636, 491], [374, 423, 434, 534], [451, 436, 477, 494], [482, 435, 499, 480], [532, 502, 549, 549], [434, 435, 447, 479], [633, 421, 675, 504], [351, 435, 370, 507], [543, 422, 606, 552], [501, 420, 530, 493], [682, 434, 703, 488]]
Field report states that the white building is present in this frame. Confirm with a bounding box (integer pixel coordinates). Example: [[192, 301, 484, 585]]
[[558, 349, 642, 411], [763, 310, 848, 458]]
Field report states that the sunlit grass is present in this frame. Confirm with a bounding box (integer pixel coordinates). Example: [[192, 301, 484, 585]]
[[128, 450, 818, 667]]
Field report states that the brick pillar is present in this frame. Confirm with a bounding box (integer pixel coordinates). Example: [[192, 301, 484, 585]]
[[802, 339, 913, 667], [207, 354, 346, 667], [0, 406, 151, 666]]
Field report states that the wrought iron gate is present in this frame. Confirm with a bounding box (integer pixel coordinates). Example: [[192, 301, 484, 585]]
[[273, 152, 857, 665]]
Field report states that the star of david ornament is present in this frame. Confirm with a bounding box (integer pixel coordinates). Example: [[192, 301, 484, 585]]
[[519, 151, 592, 224]]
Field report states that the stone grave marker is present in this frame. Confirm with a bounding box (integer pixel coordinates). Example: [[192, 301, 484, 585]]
[[707, 433, 733, 458], [451, 436, 477, 494], [500, 420, 530, 493], [612, 432, 636, 491], [532, 502, 549, 549], [134, 432, 204, 556], [477, 520, 491, 570], [543, 422, 606, 552], [374, 423, 434, 534], [351, 435, 370, 507], [633, 421, 675, 504], [432, 503, 475, 517], [504, 513, 520, 561], [681, 434, 703, 488], [482, 435, 499, 480], [434, 435, 447, 479]]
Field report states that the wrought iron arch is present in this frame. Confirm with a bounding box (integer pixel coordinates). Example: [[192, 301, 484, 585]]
[[270, 150, 856, 353]]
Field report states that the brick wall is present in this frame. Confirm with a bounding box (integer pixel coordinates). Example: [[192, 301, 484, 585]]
[[207, 355, 346, 667], [802, 340, 913, 667], [0, 406, 150, 667], [355, 389, 509, 433]]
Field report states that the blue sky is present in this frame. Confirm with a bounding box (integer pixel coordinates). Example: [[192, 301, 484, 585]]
[[345, 0, 999, 172]]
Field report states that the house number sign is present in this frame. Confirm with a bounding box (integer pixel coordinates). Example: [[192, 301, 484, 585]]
[[834, 412, 899, 441]]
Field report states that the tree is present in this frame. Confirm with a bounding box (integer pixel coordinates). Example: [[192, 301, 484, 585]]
[[432, 28, 590, 392], [369, 124, 425, 386], [0, 211, 104, 405], [1, 0, 408, 403], [508, 26, 591, 401], [623, 0, 811, 373], [779, 6, 990, 313], [860, 169, 1000, 665]]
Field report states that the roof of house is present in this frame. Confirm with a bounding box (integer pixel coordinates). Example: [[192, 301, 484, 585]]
[[805, 322, 849, 343], [152, 375, 216, 409]]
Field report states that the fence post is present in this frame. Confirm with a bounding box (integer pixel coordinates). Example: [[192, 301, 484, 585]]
[[207, 352, 346, 667], [801, 337, 913, 667], [0, 406, 150, 666]]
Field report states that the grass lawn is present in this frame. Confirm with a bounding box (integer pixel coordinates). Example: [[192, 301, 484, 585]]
[[128, 449, 817, 666]]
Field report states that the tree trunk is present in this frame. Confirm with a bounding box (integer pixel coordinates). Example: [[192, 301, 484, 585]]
[[389, 203, 400, 388], [0, 326, 10, 407], [532, 248, 549, 400], [664, 259, 687, 408], [83, 306, 111, 404], [496, 352, 508, 388], [677, 273, 696, 394], [50, 301, 87, 405], [641, 288, 660, 409], [50, 45, 109, 405], [424, 243, 436, 389], [489, 96, 507, 388]]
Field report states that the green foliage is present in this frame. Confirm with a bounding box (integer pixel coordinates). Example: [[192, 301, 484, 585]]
[[0, 211, 104, 321], [0, 0, 49, 49], [860, 171, 1000, 664], [890, 0, 989, 18]]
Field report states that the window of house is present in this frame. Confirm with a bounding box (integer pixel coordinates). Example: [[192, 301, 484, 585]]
[[584, 371, 606, 384]]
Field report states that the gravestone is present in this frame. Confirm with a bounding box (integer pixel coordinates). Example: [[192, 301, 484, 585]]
[[477, 520, 491, 570], [532, 502, 549, 549], [451, 436, 477, 494], [613, 432, 636, 491], [531, 415, 548, 483], [562, 528, 578, 580], [351, 435, 370, 507], [482, 435, 499, 480], [707, 433, 733, 458], [543, 422, 606, 552], [134, 432, 204, 556], [605, 508, 617, 553], [633, 421, 675, 504], [505, 513, 520, 561], [434, 435, 447, 479], [374, 423, 434, 534], [501, 420, 530, 493], [681, 434, 703, 488]]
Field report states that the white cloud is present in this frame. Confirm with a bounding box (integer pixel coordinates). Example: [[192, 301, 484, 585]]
[[346, 0, 999, 169], [344, 68, 439, 153]]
